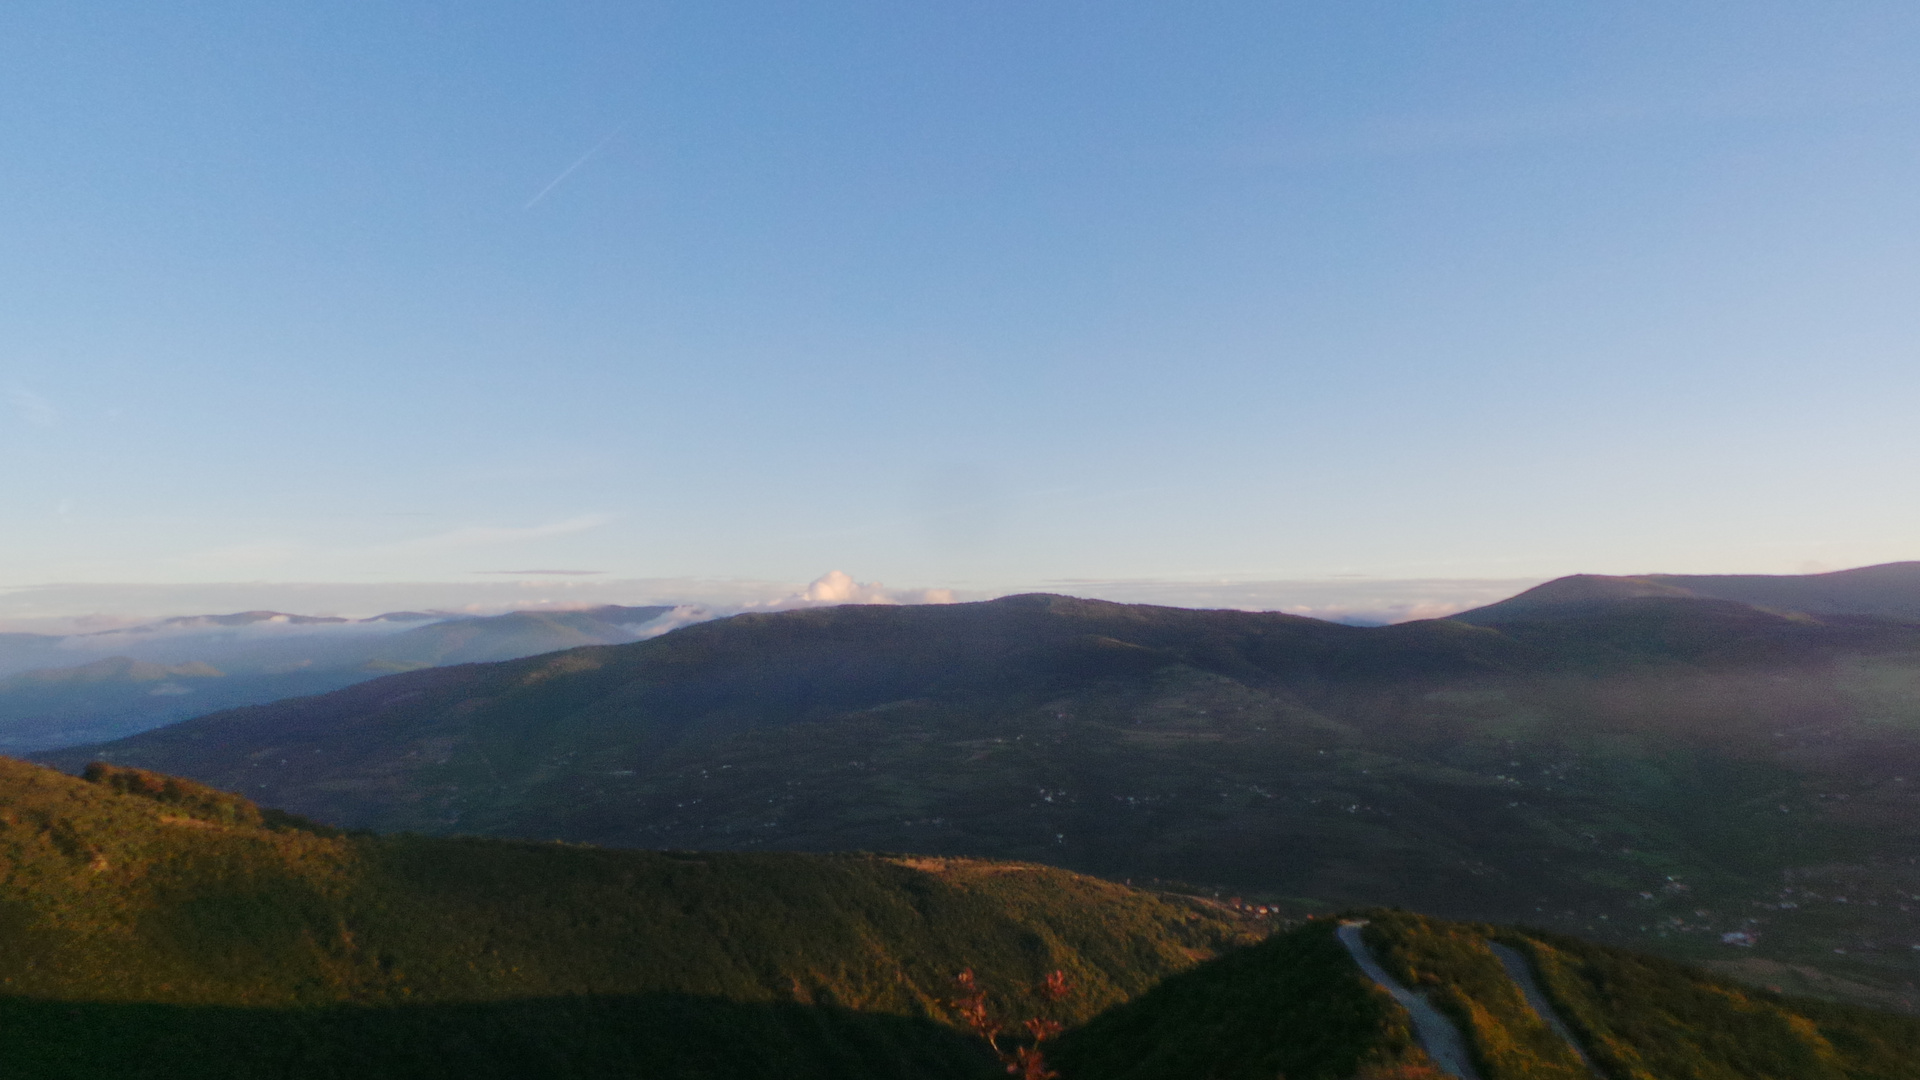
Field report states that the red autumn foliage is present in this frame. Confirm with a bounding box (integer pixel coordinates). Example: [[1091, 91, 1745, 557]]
[[951, 968, 1073, 1079]]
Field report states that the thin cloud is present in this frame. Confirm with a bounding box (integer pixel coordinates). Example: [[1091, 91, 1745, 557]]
[[0, 573, 1559, 639], [173, 541, 306, 571], [6, 387, 57, 428], [1233, 79, 1882, 172], [473, 569, 607, 576], [524, 129, 620, 209], [379, 514, 614, 554], [152, 515, 614, 579]]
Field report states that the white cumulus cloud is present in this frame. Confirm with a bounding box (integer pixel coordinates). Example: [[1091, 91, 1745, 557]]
[[786, 570, 955, 608]]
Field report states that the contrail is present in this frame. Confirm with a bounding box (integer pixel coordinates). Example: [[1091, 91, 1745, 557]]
[[523, 129, 620, 209]]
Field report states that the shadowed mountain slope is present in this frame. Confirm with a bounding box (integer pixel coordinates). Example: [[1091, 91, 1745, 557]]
[[1658, 562, 1920, 619], [0, 757, 1248, 1078], [43, 592, 1920, 1008]]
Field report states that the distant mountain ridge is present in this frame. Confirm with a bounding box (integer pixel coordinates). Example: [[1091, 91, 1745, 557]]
[[129, 609, 354, 628], [0, 604, 677, 751], [1457, 561, 1920, 623], [1655, 561, 1920, 616], [1, 656, 223, 687]]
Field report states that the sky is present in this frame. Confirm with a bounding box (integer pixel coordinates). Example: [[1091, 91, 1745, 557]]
[[4, 2, 1918, 618]]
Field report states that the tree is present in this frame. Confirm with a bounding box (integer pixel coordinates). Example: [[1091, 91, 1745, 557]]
[[952, 968, 1073, 1079]]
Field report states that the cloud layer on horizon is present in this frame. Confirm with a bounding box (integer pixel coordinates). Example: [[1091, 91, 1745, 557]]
[[0, 571, 1541, 635]]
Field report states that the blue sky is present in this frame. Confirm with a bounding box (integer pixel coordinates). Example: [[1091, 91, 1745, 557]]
[[3, 2, 1918, 610]]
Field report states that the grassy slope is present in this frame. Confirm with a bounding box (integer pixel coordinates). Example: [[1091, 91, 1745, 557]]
[[1053, 911, 1920, 1080], [10, 760, 1920, 1079], [45, 594, 1920, 1005], [1049, 918, 1420, 1080], [0, 758, 1248, 1079]]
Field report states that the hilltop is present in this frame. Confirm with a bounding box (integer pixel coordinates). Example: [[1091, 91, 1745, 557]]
[[1457, 562, 1920, 623], [45, 588, 1920, 1007], [1656, 562, 1920, 619], [1054, 909, 1920, 1079], [0, 757, 1249, 1078]]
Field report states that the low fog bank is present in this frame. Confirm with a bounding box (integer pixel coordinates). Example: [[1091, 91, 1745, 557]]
[[0, 572, 961, 635], [0, 572, 956, 685], [0, 571, 1542, 638]]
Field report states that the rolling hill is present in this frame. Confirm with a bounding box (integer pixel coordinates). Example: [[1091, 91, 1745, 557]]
[[8, 758, 1920, 1079], [1456, 562, 1920, 623], [9, 757, 1920, 1078], [1054, 909, 1920, 1079], [1655, 562, 1920, 619], [44, 589, 1920, 1008], [0, 757, 1250, 1079]]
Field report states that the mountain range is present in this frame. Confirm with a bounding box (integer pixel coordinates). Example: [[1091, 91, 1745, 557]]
[[44, 564, 1920, 1011], [0, 605, 675, 751], [1457, 562, 1920, 622]]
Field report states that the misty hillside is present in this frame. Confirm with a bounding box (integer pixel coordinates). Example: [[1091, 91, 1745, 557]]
[[0, 605, 676, 752], [49, 588, 1920, 1009], [1657, 562, 1920, 618], [1457, 562, 1920, 623], [17, 562, 1917, 755]]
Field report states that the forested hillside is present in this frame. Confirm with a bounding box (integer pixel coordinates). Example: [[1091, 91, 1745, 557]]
[[0, 758, 1246, 1078], [1056, 911, 1920, 1080], [8, 757, 1920, 1078]]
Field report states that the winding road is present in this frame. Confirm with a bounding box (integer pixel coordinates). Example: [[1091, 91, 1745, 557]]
[[1336, 921, 1483, 1080], [1334, 921, 1603, 1079], [1488, 941, 1603, 1076]]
